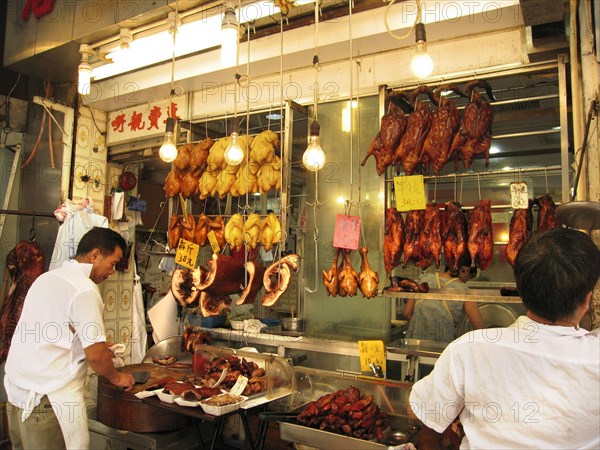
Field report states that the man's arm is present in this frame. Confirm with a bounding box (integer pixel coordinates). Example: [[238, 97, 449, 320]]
[[403, 299, 416, 320], [464, 301, 484, 329], [84, 343, 134, 390]]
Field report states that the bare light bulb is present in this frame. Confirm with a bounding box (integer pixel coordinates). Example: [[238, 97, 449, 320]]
[[303, 121, 326, 171], [224, 132, 244, 165], [159, 117, 178, 162], [78, 61, 92, 95], [410, 23, 434, 79]]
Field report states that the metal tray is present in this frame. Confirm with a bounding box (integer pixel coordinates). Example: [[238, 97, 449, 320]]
[[279, 422, 387, 449]]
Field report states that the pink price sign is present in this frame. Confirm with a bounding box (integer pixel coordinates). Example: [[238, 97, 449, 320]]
[[333, 214, 361, 250]]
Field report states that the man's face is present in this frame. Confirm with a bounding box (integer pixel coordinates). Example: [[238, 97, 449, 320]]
[[89, 247, 123, 284]]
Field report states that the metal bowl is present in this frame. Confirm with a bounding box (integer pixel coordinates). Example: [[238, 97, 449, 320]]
[[382, 430, 408, 446], [281, 318, 305, 332]]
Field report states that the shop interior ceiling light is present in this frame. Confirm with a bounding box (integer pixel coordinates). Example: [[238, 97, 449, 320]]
[[221, 0, 240, 68], [303, 120, 326, 171], [224, 118, 244, 165], [159, 117, 178, 162], [410, 22, 433, 79], [78, 44, 94, 95]]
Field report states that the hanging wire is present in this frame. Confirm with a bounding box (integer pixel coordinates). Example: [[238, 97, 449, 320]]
[[384, 0, 421, 41], [312, 0, 320, 120], [168, 1, 179, 107], [305, 170, 324, 293], [476, 173, 481, 200], [544, 167, 549, 194]]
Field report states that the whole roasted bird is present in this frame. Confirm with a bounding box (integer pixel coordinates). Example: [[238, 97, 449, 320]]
[[383, 208, 404, 274], [534, 194, 560, 232], [442, 201, 469, 272], [417, 204, 443, 269], [181, 214, 196, 244], [322, 248, 340, 297], [395, 86, 436, 175], [402, 210, 425, 268], [358, 247, 379, 299], [468, 199, 494, 271], [181, 172, 200, 199], [0, 241, 45, 364], [450, 80, 496, 169], [190, 137, 214, 177], [195, 213, 211, 247], [506, 202, 533, 267], [338, 249, 359, 297], [421, 85, 466, 174], [168, 214, 182, 249], [361, 95, 409, 176], [164, 170, 183, 198]]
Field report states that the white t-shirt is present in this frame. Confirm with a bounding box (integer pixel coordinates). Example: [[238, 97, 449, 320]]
[[4, 260, 106, 409], [410, 316, 600, 449]]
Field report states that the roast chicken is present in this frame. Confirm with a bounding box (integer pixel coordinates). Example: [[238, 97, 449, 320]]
[[224, 213, 244, 251], [358, 247, 379, 299], [442, 201, 469, 272], [534, 194, 560, 232], [506, 202, 533, 267], [338, 249, 359, 297], [190, 137, 213, 177], [416, 204, 443, 269], [250, 130, 278, 164], [209, 216, 226, 249], [468, 199, 494, 270], [174, 144, 193, 172], [383, 208, 404, 274], [168, 214, 182, 249], [243, 213, 262, 249], [181, 214, 196, 243], [260, 213, 282, 251], [402, 210, 424, 268], [451, 80, 496, 169], [195, 213, 211, 247], [322, 248, 340, 297], [421, 85, 466, 174], [395, 87, 436, 175], [0, 241, 45, 364], [164, 170, 183, 198], [362, 95, 408, 176]]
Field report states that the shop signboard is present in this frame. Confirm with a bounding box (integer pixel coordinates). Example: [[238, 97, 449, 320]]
[[106, 94, 188, 146]]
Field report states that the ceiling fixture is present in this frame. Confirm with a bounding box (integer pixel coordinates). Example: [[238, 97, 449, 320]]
[[221, 0, 240, 68], [410, 21, 434, 79], [78, 44, 94, 95], [303, 1, 326, 171], [224, 117, 244, 165], [159, 2, 180, 163]]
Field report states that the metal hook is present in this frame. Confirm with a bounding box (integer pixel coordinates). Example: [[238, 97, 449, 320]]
[[544, 167, 549, 194], [29, 212, 36, 241], [476, 173, 481, 200]]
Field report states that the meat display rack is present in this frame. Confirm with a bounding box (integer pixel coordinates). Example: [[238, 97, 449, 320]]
[[379, 288, 522, 303]]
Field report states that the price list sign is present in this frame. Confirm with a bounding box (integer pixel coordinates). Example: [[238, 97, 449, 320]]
[[393, 175, 426, 212], [333, 215, 361, 250], [510, 182, 529, 209], [175, 238, 199, 269], [358, 340, 386, 375]]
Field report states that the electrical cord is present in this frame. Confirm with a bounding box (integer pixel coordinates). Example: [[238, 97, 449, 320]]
[[384, 0, 420, 41]]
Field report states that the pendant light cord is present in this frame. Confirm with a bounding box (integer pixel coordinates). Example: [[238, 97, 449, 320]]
[[312, 1, 320, 121], [384, 0, 421, 41], [168, 0, 179, 115]]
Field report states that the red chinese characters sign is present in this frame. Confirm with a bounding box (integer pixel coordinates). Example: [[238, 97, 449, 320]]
[[107, 95, 188, 146]]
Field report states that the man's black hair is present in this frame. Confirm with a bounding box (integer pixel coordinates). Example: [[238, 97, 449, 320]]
[[515, 228, 600, 322], [75, 227, 127, 257]]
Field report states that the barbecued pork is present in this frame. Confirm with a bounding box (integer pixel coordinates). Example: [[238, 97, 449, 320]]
[[534, 194, 560, 232]]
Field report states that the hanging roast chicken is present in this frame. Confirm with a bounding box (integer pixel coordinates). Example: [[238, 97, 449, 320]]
[[450, 80, 496, 169], [506, 202, 533, 267], [322, 248, 340, 297], [0, 241, 45, 364], [468, 199, 494, 270], [362, 93, 410, 176], [383, 208, 404, 274], [442, 201, 469, 272], [358, 247, 379, 299], [421, 85, 467, 174], [395, 86, 436, 175], [338, 249, 359, 297]]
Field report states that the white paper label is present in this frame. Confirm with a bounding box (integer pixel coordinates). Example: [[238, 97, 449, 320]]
[[229, 375, 248, 396], [510, 182, 529, 209]]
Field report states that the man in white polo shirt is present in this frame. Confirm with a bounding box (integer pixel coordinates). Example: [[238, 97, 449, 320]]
[[4, 227, 135, 450]]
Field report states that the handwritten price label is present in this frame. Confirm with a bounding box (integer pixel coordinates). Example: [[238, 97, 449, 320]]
[[333, 215, 361, 250], [393, 175, 426, 212], [358, 340, 386, 374], [510, 182, 529, 209], [207, 230, 220, 254], [175, 238, 200, 269]]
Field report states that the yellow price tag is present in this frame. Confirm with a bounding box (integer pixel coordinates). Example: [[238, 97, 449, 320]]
[[207, 230, 220, 254], [174, 238, 200, 270], [393, 175, 426, 212], [358, 340, 386, 374]]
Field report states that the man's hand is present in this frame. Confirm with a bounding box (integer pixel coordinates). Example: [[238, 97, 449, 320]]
[[110, 372, 135, 391]]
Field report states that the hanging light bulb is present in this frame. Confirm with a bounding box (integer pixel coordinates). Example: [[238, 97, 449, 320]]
[[224, 117, 244, 165], [410, 22, 434, 79], [78, 44, 94, 95], [303, 120, 326, 171], [159, 117, 178, 162], [221, 0, 239, 67]]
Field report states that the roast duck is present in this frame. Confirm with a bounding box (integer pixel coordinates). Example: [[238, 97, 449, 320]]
[[450, 80, 496, 169], [395, 86, 436, 175], [0, 241, 45, 364], [442, 201, 469, 273], [361, 93, 409, 176], [468, 199, 494, 270], [383, 208, 404, 274], [506, 201, 533, 267], [296, 386, 389, 442], [421, 85, 467, 174]]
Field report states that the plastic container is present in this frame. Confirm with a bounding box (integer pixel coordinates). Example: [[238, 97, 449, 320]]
[[200, 394, 247, 416], [157, 391, 177, 404]]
